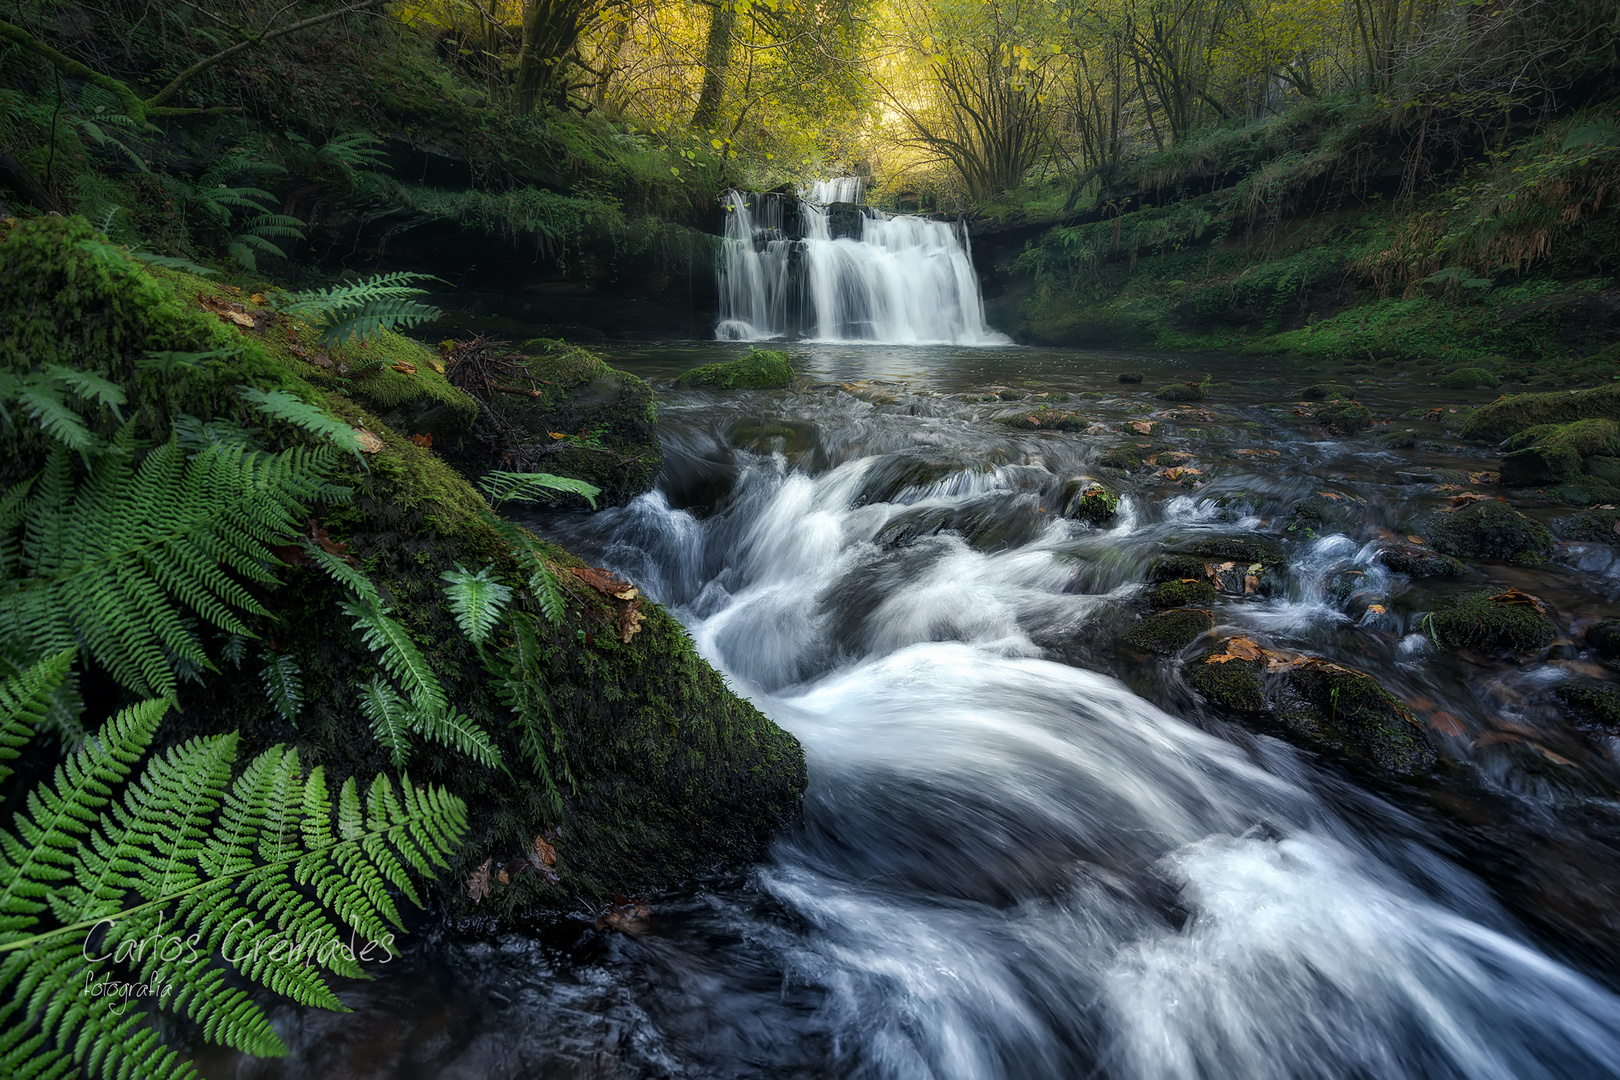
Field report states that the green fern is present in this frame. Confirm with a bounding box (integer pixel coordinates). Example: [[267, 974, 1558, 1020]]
[[489, 613, 568, 813], [0, 439, 349, 698], [478, 470, 601, 508], [439, 564, 513, 646], [356, 676, 410, 768], [0, 660, 468, 1079], [259, 651, 303, 724], [238, 386, 363, 456], [0, 363, 126, 456], [276, 272, 444, 346]]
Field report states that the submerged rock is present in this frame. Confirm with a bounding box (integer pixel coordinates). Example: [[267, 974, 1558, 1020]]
[[1423, 498, 1555, 565], [1153, 382, 1205, 402], [1461, 383, 1620, 443], [1063, 480, 1120, 523], [1379, 546, 1467, 577], [1425, 589, 1556, 653], [1124, 608, 1215, 655], [1117, 371, 1144, 383], [673, 347, 795, 389], [1299, 382, 1354, 400], [1186, 637, 1437, 775], [1315, 398, 1373, 435]]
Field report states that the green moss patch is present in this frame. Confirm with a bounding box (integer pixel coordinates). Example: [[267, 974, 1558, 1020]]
[[1064, 480, 1120, 523], [1425, 589, 1556, 652], [1315, 399, 1373, 435], [1423, 499, 1555, 565], [1153, 382, 1205, 402], [1124, 608, 1214, 654], [1150, 579, 1219, 609], [673, 348, 795, 389], [1187, 535, 1285, 564], [1499, 418, 1620, 485], [998, 409, 1089, 432], [1299, 382, 1354, 400], [1379, 546, 1466, 577], [1461, 383, 1620, 444], [1556, 683, 1620, 730]]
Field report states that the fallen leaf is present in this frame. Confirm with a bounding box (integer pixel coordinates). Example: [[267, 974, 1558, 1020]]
[[312, 352, 333, 368], [1128, 420, 1154, 435], [391, 361, 418, 375], [1472, 731, 1523, 748], [1488, 586, 1547, 614], [1531, 742, 1577, 766], [251, 292, 268, 305], [1234, 448, 1281, 457], [1316, 491, 1344, 501], [410, 433, 433, 448], [1407, 535, 1425, 545], [597, 895, 653, 935], [1466, 471, 1498, 485], [497, 867, 510, 885], [572, 566, 638, 601], [1244, 574, 1260, 594], [1427, 710, 1465, 736], [1208, 636, 1265, 663], [467, 858, 492, 905], [618, 598, 644, 642], [1163, 466, 1202, 482], [353, 428, 385, 453], [533, 834, 557, 867], [1366, 603, 1387, 615]]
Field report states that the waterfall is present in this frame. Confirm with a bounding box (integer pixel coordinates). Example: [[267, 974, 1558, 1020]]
[[716, 186, 1007, 345]]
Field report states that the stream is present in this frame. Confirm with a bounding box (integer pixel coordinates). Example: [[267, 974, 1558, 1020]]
[[220, 344, 1620, 1080]]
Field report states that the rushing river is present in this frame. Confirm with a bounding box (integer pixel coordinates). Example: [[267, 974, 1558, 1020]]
[[220, 344, 1620, 1079]]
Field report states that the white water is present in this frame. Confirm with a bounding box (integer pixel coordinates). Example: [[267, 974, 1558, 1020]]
[[715, 188, 1007, 345], [539, 406, 1620, 1080], [803, 176, 865, 204]]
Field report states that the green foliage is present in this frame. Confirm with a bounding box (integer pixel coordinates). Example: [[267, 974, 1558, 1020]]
[[439, 565, 513, 646], [276, 272, 444, 347], [477, 471, 601, 508], [239, 386, 363, 456], [673, 349, 796, 390], [0, 655, 468, 1078], [259, 651, 303, 724]]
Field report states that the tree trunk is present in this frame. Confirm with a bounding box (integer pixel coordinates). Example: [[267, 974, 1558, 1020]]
[[691, 0, 736, 131], [516, 0, 585, 114]]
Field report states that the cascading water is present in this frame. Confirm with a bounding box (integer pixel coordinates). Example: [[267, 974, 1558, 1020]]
[[715, 185, 1006, 345]]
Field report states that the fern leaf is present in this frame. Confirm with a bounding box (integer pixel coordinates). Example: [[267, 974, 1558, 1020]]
[[356, 677, 410, 768], [339, 599, 446, 713], [439, 564, 512, 645], [126, 250, 219, 276], [314, 298, 442, 346], [226, 241, 258, 272], [238, 387, 362, 456], [529, 565, 567, 625], [15, 384, 99, 456], [0, 649, 73, 785], [259, 652, 303, 724], [43, 365, 125, 416], [478, 471, 601, 508], [405, 705, 501, 769]]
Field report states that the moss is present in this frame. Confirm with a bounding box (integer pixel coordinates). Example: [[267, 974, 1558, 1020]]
[[453, 338, 662, 507], [673, 347, 795, 389], [1587, 619, 1620, 660], [1299, 382, 1354, 400], [1375, 428, 1421, 449], [1187, 535, 1285, 564], [1187, 652, 1266, 712], [1152, 554, 1211, 582], [1426, 590, 1556, 652], [1153, 382, 1205, 402], [1123, 608, 1214, 655], [1439, 367, 1501, 389], [1423, 500, 1555, 565], [1118, 371, 1144, 383], [1271, 663, 1436, 775], [1460, 383, 1620, 444], [998, 409, 1089, 432], [1314, 399, 1373, 435], [1065, 480, 1120, 523], [1150, 579, 1219, 609], [1379, 546, 1466, 577], [1498, 418, 1620, 485], [1556, 683, 1620, 730], [1099, 445, 1143, 470]]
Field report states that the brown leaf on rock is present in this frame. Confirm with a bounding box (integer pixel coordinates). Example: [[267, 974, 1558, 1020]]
[[1233, 448, 1281, 457], [1365, 603, 1386, 615], [1532, 743, 1577, 766], [618, 598, 644, 642], [1128, 420, 1154, 435], [467, 858, 492, 905], [392, 361, 418, 375], [572, 566, 638, 601], [1487, 587, 1548, 614], [1472, 731, 1523, 748], [353, 428, 385, 454], [1441, 491, 1497, 511], [1467, 471, 1498, 485], [533, 834, 557, 868], [410, 433, 433, 448], [497, 867, 510, 885], [1426, 711, 1466, 737], [1207, 636, 1266, 664], [1245, 574, 1260, 594], [1407, 535, 1425, 545], [597, 895, 653, 935]]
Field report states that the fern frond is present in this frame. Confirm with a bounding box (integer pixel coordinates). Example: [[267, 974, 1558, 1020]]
[[277, 271, 441, 313], [126, 250, 219, 276], [43, 365, 125, 416], [530, 566, 568, 626], [356, 677, 410, 768], [491, 612, 565, 812], [274, 272, 444, 346], [478, 471, 601, 508], [339, 599, 446, 713], [226, 241, 259, 272], [405, 706, 502, 769], [238, 387, 362, 456], [312, 298, 442, 346], [0, 649, 74, 785], [259, 652, 303, 725], [439, 564, 512, 645]]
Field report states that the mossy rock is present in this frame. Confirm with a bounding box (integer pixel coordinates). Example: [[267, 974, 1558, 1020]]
[[1556, 683, 1620, 731], [1587, 455, 1620, 486], [673, 348, 795, 389], [1314, 399, 1373, 435], [998, 409, 1088, 432], [1587, 619, 1620, 660], [1186, 535, 1285, 565], [295, 333, 478, 449], [1299, 382, 1354, 400], [1375, 428, 1420, 449], [1149, 579, 1219, 609], [1269, 662, 1437, 775], [1379, 546, 1466, 577], [1123, 608, 1214, 655], [1099, 445, 1142, 470], [1460, 383, 1620, 444], [1551, 506, 1620, 542], [1439, 367, 1501, 389], [1, 217, 807, 917], [1186, 651, 1266, 713], [1151, 554, 1210, 582], [996, 389, 1025, 401], [1153, 382, 1205, 402], [1289, 494, 1357, 532], [455, 338, 662, 508], [1117, 371, 1144, 384], [1499, 419, 1620, 485], [1425, 590, 1556, 653], [1422, 499, 1554, 565], [1063, 480, 1120, 523], [1515, 473, 1620, 507]]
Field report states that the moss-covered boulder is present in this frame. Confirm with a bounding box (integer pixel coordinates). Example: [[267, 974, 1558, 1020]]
[[1460, 383, 1620, 444], [1099, 445, 1143, 471], [1186, 638, 1436, 775], [1425, 589, 1556, 653], [673, 347, 795, 389], [1587, 619, 1620, 660], [1498, 418, 1620, 485], [1153, 382, 1205, 402], [1556, 683, 1620, 731], [1124, 608, 1214, 655], [0, 216, 806, 917], [1187, 535, 1285, 565], [1315, 399, 1373, 435], [1299, 382, 1354, 400], [1064, 480, 1120, 523], [1149, 578, 1219, 609], [1422, 499, 1555, 565], [452, 338, 662, 508], [1118, 371, 1144, 383], [1379, 546, 1466, 577], [1439, 367, 1501, 389], [998, 409, 1088, 432]]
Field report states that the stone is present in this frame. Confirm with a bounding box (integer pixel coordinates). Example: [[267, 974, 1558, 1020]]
[[1425, 589, 1556, 652], [673, 347, 795, 389], [1423, 499, 1555, 565], [1123, 608, 1215, 655]]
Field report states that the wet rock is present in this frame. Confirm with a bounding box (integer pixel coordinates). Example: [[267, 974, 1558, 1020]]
[[673, 348, 795, 389], [873, 505, 955, 548], [1288, 494, 1357, 534], [1186, 638, 1437, 775], [1187, 536, 1285, 565], [1063, 480, 1119, 523], [1423, 499, 1555, 565], [997, 389, 1025, 401], [1425, 589, 1556, 653], [1299, 382, 1354, 400], [1499, 419, 1620, 485], [1556, 683, 1620, 732], [1117, 371, 1144, 383], [1461, 383, 1620, 443], [1153, 382, 1205, 402], [1314, 399, 1373, 435], [856, 455, 976, 504], [1587, 619, 1620, 660], [1395, 467, 1474, 486], [1149, 579, 1219, 609], [1551, 506, 1620, 542], [1124, 608, 1214, 655], [1375, 428, 1420, 449], [1587, 455, 1620, 486], [1379, 546, 1466, 577], [996, 409, 1088, 432], [1439, 367, 1501, 389], [1099, 446, 1142, 470], [1151, 554, 1211, 582]]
